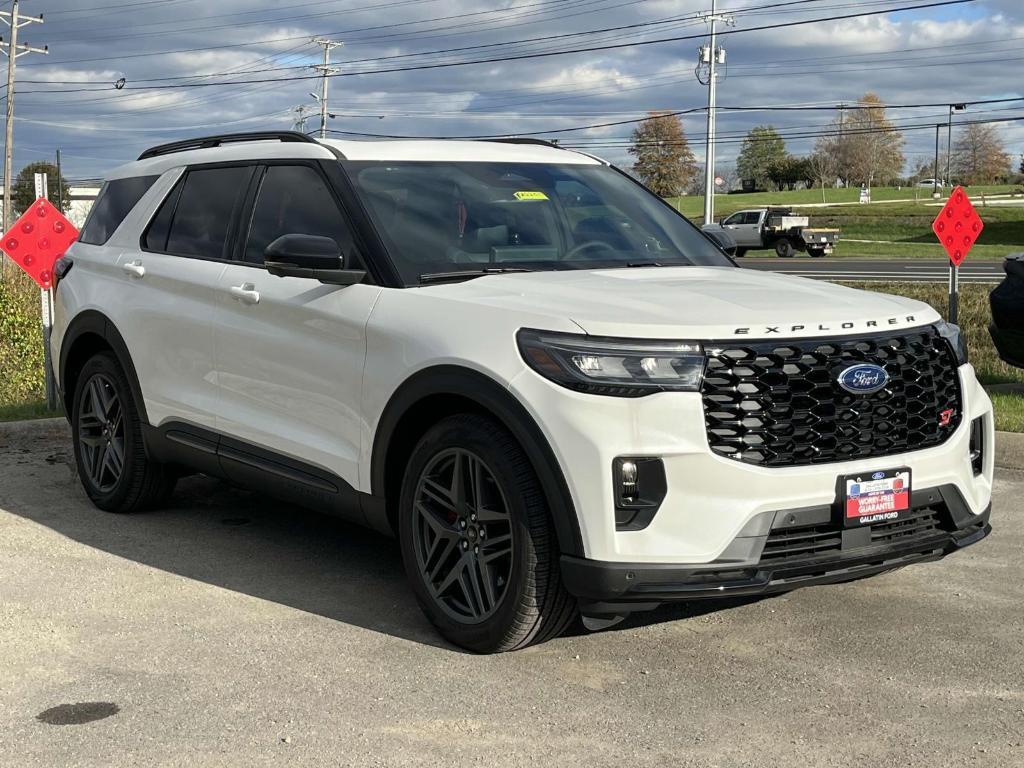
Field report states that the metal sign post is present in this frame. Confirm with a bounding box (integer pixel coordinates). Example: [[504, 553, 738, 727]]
[[948, 259, 959, 325], [32, 172, 57, 408]]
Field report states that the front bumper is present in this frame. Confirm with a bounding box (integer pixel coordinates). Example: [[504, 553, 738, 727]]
[[510, 362, 994, 563], [561, 484, 990, 612]]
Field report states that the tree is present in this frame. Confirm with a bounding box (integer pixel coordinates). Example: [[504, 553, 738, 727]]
[[735, 125, 787, 191], [766, 156, 812, 191], [627, 111, 698, 197], [840, 93, 905, 187], [952, 123, 1011, 185], [12, 161, 70, 216], [809, 143, 839, 202], [1019, 154, 1024, 176]]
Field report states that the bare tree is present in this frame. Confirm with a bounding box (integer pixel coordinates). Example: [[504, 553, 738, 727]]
[[809, 142, 839, 202], [628, 111, 698, 197], [953, 123, 1012, 184]]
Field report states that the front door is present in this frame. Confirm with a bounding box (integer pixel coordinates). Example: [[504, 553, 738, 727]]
[[213, 163, 381, 496]]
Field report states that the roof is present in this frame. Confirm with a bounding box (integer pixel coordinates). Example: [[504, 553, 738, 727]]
[[106, 135, 603, 180], [322, 139, 602, 165]]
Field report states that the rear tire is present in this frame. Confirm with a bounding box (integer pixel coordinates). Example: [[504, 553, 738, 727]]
[[775, 239, 795, 258], [398, 413, 577, 653], [807, 247, 826, 258], [71, 352, 176, 513]]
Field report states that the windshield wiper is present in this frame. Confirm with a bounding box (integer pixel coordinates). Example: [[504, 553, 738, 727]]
[[626, 261, 664, 268], [418, 267, 534, 284]]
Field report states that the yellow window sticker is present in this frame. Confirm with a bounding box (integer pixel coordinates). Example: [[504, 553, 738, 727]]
[[514, 191, 549, 201]]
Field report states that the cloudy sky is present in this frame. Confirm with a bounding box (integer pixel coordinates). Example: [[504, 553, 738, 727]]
[[7, 0, 1023, 181]]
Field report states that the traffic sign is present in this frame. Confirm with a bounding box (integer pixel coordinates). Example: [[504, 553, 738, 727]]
[[932, 186, 982, 267], [1, 198, 78, 289]]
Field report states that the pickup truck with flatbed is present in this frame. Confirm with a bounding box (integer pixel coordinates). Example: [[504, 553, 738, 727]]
[[704, 206, 840, 257]]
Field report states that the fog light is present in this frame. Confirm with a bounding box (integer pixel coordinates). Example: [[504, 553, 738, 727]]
[[619, 460, 638, 502], [969, 417, 984, 475], [612, 457, 667, 531]]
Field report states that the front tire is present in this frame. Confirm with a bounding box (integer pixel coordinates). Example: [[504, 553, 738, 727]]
[[398, 414, 576, 653], [71, 352, 175, 513], [733, 248, 747, 258]]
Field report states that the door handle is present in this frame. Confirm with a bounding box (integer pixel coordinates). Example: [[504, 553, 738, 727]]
[[122, 259, 146, 278], [229, 283, 260, 305]]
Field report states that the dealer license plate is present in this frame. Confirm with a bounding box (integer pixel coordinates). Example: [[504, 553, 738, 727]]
[[841, 468, 911, 527]]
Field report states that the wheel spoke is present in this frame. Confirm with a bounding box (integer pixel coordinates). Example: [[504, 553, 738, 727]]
[[105, 438, 125, 478], [474, 556, 497, 613], [421, 478, 457, 515], [461, 562, 485, 617], [90, 443, 109, 485]]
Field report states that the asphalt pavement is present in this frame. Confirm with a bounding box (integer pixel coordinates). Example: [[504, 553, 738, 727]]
[[741, 257, 1004, 283], [2, 419, 1023, 767]]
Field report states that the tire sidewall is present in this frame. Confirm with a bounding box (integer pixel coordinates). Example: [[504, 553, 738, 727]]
[[398, 417, 539, 652], [71, 353, 142, 509]]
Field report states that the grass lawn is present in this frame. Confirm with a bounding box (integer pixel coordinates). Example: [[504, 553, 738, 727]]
[[669, 186, 1024, 260], [0, 399, 61, 423]]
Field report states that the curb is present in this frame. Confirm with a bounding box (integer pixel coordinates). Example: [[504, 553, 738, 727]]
[[3, 417, 1024, 472]]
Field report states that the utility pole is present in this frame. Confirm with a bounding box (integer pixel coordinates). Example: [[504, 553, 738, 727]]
[[699, 0, 734, 226], [933, 124, 941, 199], [945, 103, 965, 187], [292, 104, 315, 134], [0, 0, 45, 236], [310, 38, 342, 140]]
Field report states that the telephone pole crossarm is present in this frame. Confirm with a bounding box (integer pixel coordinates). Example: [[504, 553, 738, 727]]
[[311, 38, 343, 140]]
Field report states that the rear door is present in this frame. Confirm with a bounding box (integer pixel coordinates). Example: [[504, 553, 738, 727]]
[[113, 164, 254, 430], [213, 162, 381, 495]]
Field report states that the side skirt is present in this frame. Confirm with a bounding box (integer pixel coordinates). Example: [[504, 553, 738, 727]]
[[143, 421, 368, 526]]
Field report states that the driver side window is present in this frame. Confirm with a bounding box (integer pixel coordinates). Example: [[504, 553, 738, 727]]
[[722, 213, 742, 226], [243, 165, 355, 265]]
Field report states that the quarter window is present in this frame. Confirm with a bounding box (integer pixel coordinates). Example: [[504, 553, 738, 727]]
[[79, 175, 159, 245], [244, 165, 352, 264]]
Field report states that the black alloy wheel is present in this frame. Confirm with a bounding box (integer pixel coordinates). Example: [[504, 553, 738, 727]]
[[411, 448, 514, 623], [77, 373, 126, 493], [71, 351, 175, 513]]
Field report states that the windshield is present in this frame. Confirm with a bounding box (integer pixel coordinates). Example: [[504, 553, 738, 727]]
[[342, 160, 732, 285]]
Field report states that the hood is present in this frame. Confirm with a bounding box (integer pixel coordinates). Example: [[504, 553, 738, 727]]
[[417, 266, 939, 340]]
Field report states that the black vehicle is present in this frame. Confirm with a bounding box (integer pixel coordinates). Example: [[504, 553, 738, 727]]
[[989, 254, 1024, 367]]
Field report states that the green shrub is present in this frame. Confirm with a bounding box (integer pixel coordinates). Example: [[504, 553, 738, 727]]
[[0, 268, 45, 407]]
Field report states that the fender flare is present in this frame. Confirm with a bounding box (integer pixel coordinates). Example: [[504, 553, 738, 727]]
[[370, 365, 585, 557], [60, 309, 151, 431]]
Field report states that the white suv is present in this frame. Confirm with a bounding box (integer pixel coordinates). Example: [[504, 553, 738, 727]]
[[52, 132, 993, 652]]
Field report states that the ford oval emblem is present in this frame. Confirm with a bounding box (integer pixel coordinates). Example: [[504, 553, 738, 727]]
[[871, 471, 885, 480], [837, 363, 889, 395]]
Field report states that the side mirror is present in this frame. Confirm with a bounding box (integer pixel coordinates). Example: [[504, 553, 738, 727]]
[[701, 226, 738, 256], [264, 234, 366, 286]]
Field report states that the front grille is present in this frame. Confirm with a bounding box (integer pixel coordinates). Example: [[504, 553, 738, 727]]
[[761, 506, 951, 564], [702, 327, 962, 466]]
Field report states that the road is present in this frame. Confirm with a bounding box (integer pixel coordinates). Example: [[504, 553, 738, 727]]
[[741, 257, 1004, 283], [2, 419, 1023, 767]]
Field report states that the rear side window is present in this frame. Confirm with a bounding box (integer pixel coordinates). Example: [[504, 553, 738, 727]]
[[145, 166, 251, 260], [243, 165, 352, 264], [79, 175, 158, 245]]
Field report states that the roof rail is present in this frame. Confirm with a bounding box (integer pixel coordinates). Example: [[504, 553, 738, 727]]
[[137, 131, 320, 161], [480, 137, 562, 148]]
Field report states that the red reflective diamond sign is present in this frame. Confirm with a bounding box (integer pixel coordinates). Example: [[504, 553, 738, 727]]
[[932, 186, 982, 267], [1, 199, 78, 289]]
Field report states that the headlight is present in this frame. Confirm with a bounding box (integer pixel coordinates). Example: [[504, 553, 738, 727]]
[[517, 329, 705, 397], [936, 320, 968, 365]]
